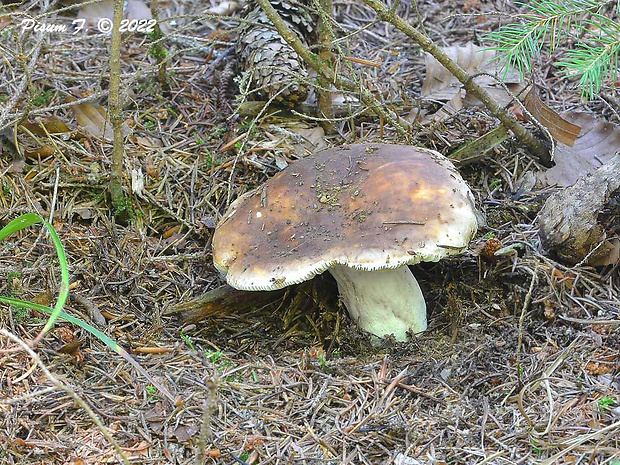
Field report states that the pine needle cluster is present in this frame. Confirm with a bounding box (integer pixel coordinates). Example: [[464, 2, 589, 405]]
[[486, 0, 619, 98]]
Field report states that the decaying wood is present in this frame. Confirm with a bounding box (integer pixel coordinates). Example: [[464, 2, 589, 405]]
[[166, 284, 286, 325], [537, 155, 620, 265]]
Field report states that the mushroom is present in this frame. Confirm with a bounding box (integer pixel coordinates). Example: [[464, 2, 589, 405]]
[[212, 144, 477, 341]]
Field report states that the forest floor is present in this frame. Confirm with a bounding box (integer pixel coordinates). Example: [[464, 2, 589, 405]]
[[0, 0, 619, 464]]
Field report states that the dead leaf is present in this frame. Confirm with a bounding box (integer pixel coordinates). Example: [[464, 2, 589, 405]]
[[287, 126, 327, 154], [70, 101, 129, 141], [537, 112, 620, 187], [551, 268, 576, 289], [33, 289, 53, 307], [71, 102, 112, 140], [418, 90, 464, 124], [58, 340, 83, 354], [591, 238, 620, 266], [20, 116, 70, 137], [204, 1, 241, 29], [523, 85, 581, 146], [144, 404, 166, 423], [264, 124, 327, 160], [121, 440, 151, 455], [9, 158, 26, 173], [74, 207, 95, 220], [207, 1, 241, 15], [23, 145, 54, 159], [16, 116, 70, 160], [131, 135, 162, 148], [422, 43, 522, 103], [172, 424, 199, 443]]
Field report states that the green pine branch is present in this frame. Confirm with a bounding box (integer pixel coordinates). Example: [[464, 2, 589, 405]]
[[487, 0, 618, 98]]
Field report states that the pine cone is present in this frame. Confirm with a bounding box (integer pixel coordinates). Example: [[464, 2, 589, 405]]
[[237, 1, 314, 106]]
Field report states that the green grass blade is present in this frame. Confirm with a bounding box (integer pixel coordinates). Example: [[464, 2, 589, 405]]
[[0, 297, 120, 351], [0, 296, 178, 405], [39, 218, 70, 336], [0, 213, 69, 337], [0, 213, 44, 240]]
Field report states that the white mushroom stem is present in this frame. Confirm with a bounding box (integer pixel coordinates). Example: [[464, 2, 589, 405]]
[[328, 265, 427, 341]]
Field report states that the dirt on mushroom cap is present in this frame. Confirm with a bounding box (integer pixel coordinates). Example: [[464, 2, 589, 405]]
[[213, 144, 478, 291]]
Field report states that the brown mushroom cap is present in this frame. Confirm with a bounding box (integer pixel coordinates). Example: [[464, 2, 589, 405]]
[[213, 144, 477, 291]]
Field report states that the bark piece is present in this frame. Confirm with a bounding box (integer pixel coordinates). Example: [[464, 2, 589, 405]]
[[165, 284, 285, 325], [537, 155, 620, 265]]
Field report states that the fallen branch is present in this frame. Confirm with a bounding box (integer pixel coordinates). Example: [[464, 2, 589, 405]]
[[361, 0, 550, 163], [165, 284, 286, 325]]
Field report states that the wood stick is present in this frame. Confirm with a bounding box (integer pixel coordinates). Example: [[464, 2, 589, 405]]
[[165, 284, 286, 325]]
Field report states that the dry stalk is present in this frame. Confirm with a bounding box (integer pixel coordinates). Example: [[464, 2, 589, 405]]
[[195, 378, 218, 464], [150, 0, 170, 93], [0, 35, 42, 131], [108, 0, 127, 211], [361, 0, 551, 163], [315, 0, 335, 134], [516, 267, 537, 385]]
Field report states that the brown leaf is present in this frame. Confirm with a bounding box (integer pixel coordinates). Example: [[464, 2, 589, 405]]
[[33, 289, 53, 307], [523, 86, 581, 146], [537, 112, 620, 187], [23, 145, 54, 159], [20, 116, 70, 137], [207, 1, 241, 15], [9, 157, 26, 172], [71, 102, 113, 140], [172, 424, 199, 443], [290, 126, 327, 152], [70, 101, 129, 141], [58, 340, 83, 354], [591, 238, 620, 266], [131, 135, 162, 148], [418, 90, 464, 124], [421, 43, 524, 123]]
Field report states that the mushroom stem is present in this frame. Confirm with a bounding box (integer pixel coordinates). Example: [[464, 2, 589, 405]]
[[329, 265, 427, 341]]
